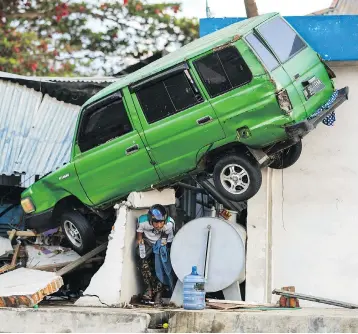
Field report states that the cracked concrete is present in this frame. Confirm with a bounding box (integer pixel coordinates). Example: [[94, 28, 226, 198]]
[[1, 306, 358, 333]]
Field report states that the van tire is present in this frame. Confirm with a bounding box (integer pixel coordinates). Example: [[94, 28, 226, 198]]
[[213, 154, 262, 202], [269, 140, 302, 169], [61, 211, 96, 255]]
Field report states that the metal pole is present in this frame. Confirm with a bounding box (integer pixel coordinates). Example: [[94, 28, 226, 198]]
[[273, 289, 358, 309], [204, 225, 212, 280], [196, 176, 245, 215], [206, 0, 212, 18]]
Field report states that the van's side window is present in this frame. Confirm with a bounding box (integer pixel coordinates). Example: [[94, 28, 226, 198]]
[[246, 33, 279, 71], [136, 71, 202, 124], [258, 17, 306, 63], [194, 46, 252, 98], [78, 98, 132, 152]]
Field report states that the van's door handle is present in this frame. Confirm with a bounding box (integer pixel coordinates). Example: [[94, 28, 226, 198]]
[[125, 144, 139, 155], [197, 116, 213, 125]]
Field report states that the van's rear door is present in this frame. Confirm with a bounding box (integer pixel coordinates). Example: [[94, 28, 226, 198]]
[[255, 16, 334, 117]]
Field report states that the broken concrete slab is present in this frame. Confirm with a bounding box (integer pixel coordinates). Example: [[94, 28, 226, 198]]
[[0, 268, 63, 307], [1, 306, 358, 333], [75, 203, 146, 307], [0, 236, 13, 257], [168, 308, 358, 333], [127, 188, 176, 208], [0, 307, 151, 333], [76, 190, 176, 307], [26, 245, 80, 271]]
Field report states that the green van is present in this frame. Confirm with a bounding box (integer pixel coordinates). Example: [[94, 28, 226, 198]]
[[21, 13, 348, 253]]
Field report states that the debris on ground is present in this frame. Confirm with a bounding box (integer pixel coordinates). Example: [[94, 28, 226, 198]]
[[7, 229, 37, 238], [273, 288, 358, 309], [0, 236, 13, 257], [56, 242, 107, 276], [0, 267, 63, 307], [0, 226, 107, 307], [26, 245, 81, 271], [206, 299, 277, 311], [277, 286, 300, 308]]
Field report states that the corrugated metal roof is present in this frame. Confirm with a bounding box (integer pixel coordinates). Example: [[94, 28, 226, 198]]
[[16, 94, 80, 176], [310, 0, 358, 15], [0, 71, 119, 83], [0, 80, 80, 188], [0, 71, 116, 106]]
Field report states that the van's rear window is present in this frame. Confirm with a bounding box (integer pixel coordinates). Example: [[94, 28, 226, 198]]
[[258, 17, 306, 63]]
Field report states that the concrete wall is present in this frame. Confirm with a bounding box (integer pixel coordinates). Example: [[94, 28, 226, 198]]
[[246, 64, 358, 306]]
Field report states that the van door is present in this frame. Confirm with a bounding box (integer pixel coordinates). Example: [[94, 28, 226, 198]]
[[74, 92, 159, 205], [190, 44, 290, 148], [255, 16, 334, 116], [129, 64, 226, 179], [245, 32, 307, 123]]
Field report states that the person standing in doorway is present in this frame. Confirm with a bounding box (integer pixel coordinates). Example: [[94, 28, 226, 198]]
[[136, 204, 175, 304]]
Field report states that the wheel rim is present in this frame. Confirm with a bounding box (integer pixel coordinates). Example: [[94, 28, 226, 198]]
[[63, 220, 82, 248], [220, 164, 250, 195]]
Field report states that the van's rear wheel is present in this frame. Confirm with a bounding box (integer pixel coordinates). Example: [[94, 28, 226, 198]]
[[213, 154, 262, 202], [269, 140, 302, 169], [61, 211, 96, 255]]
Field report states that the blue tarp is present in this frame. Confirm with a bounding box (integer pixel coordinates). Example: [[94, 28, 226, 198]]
[[0, 205, 24, 237], [200, 15, 358, 61]]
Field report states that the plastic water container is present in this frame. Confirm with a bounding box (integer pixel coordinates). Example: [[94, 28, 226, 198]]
[[183, 266, 206, 310], [139, 243, 146, 259]]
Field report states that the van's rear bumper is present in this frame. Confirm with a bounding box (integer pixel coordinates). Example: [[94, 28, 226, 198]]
[[285, 87, 349, 139]]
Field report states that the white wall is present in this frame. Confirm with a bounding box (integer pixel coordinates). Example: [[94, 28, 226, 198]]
[[246, 65, 358, 306]]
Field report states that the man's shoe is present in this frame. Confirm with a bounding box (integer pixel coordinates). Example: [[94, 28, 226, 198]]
[[142, 288, 153, 301], [154, 291, 163, 305]]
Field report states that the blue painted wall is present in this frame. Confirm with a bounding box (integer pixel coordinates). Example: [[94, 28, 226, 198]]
[[200, 15, 358, 61]]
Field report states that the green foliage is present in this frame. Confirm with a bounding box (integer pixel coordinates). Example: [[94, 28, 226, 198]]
[[0, 0, 199, 76]]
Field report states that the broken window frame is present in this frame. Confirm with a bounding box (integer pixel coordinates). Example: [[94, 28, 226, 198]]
[[193, 46, 253, 99]]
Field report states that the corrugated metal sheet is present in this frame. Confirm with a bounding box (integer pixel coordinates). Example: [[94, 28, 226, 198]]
[[0, 71, 118, 83], [16, 94, 80, 177], [0, 82, 42, 177], [0, 80, 80, 187]]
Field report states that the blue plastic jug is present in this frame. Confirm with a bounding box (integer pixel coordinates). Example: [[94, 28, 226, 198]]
[[183, 266, 206, 310]]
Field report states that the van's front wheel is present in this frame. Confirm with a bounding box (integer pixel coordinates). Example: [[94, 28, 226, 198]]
[[61, 211, 96, 255], [213, 154, 262, 202]]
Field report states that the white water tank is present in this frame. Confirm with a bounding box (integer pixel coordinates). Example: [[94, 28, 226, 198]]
[[170, 217, 246, 293]]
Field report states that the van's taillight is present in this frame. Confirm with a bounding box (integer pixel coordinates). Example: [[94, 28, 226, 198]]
[[318, 54, 336, 79], [276, 89, 292, 115], [323, 61, 336, 79]]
